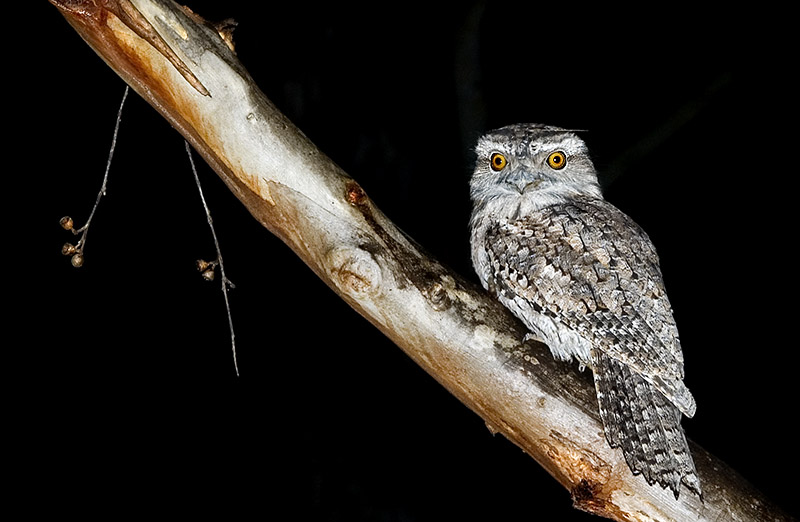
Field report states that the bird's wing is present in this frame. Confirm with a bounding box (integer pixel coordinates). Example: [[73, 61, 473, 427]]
[[484, 196, 695, 417], [485, 196, 701, 497]]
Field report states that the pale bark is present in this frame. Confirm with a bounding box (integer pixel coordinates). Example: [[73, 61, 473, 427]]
[[49, 1, 794, 520]]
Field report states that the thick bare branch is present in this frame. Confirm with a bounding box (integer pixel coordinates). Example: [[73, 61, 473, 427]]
[[49, 1, 794, 520]]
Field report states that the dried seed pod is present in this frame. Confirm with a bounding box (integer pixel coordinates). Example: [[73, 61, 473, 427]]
[[60, 216, 74, 231], [197, 259, 211, 272], [71, 253, 84, 268], [201, 268, 216, 281], [62, 243, 77, 256]]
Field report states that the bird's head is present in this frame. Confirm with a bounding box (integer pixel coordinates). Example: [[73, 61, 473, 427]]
[[470, 123, 602, 218]]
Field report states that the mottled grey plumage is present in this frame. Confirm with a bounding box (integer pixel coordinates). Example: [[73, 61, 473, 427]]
[[469, 123, 700, 498]]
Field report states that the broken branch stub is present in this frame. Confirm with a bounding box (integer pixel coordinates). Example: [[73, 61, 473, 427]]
[[49, 1, 794, 521]]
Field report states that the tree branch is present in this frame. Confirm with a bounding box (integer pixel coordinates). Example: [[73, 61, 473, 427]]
[[48, 1, 794, 520]]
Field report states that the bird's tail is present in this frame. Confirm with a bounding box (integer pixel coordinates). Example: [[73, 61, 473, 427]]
[[593, 351, 701, 499]]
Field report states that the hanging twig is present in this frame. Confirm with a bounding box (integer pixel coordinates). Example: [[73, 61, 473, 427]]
[[185, 140, 239, 376], [60, 86, 130, 267]]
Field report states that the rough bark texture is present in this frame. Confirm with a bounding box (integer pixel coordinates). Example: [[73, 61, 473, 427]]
[[49, 1, 795, 521]]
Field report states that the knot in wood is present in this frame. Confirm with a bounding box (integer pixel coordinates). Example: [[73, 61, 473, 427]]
[[345, 181, 367, 206], [326, 246, 382, 299], [424, 281, 451, 311]]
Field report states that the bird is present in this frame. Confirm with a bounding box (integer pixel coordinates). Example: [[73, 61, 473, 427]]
[[468, 123, 700, 499]]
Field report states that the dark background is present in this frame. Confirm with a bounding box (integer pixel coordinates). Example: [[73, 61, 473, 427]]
[[18, 2, 795, 519]]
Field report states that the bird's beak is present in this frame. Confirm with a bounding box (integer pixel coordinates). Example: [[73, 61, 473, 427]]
[[504, 168, 542, 193]]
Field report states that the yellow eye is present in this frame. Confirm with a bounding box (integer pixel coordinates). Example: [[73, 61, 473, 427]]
[[490, 152, 507, 171], [547, 151, 567, 170]]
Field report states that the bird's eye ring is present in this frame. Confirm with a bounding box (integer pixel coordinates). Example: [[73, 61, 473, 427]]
[[547, 151, 567, 170], [490, 152, 507, 171]]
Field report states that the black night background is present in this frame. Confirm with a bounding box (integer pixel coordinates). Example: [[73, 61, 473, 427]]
[[16, 2, 796, 520]]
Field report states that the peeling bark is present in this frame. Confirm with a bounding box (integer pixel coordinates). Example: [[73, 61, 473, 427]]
[[48, 1, 795, 520]]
